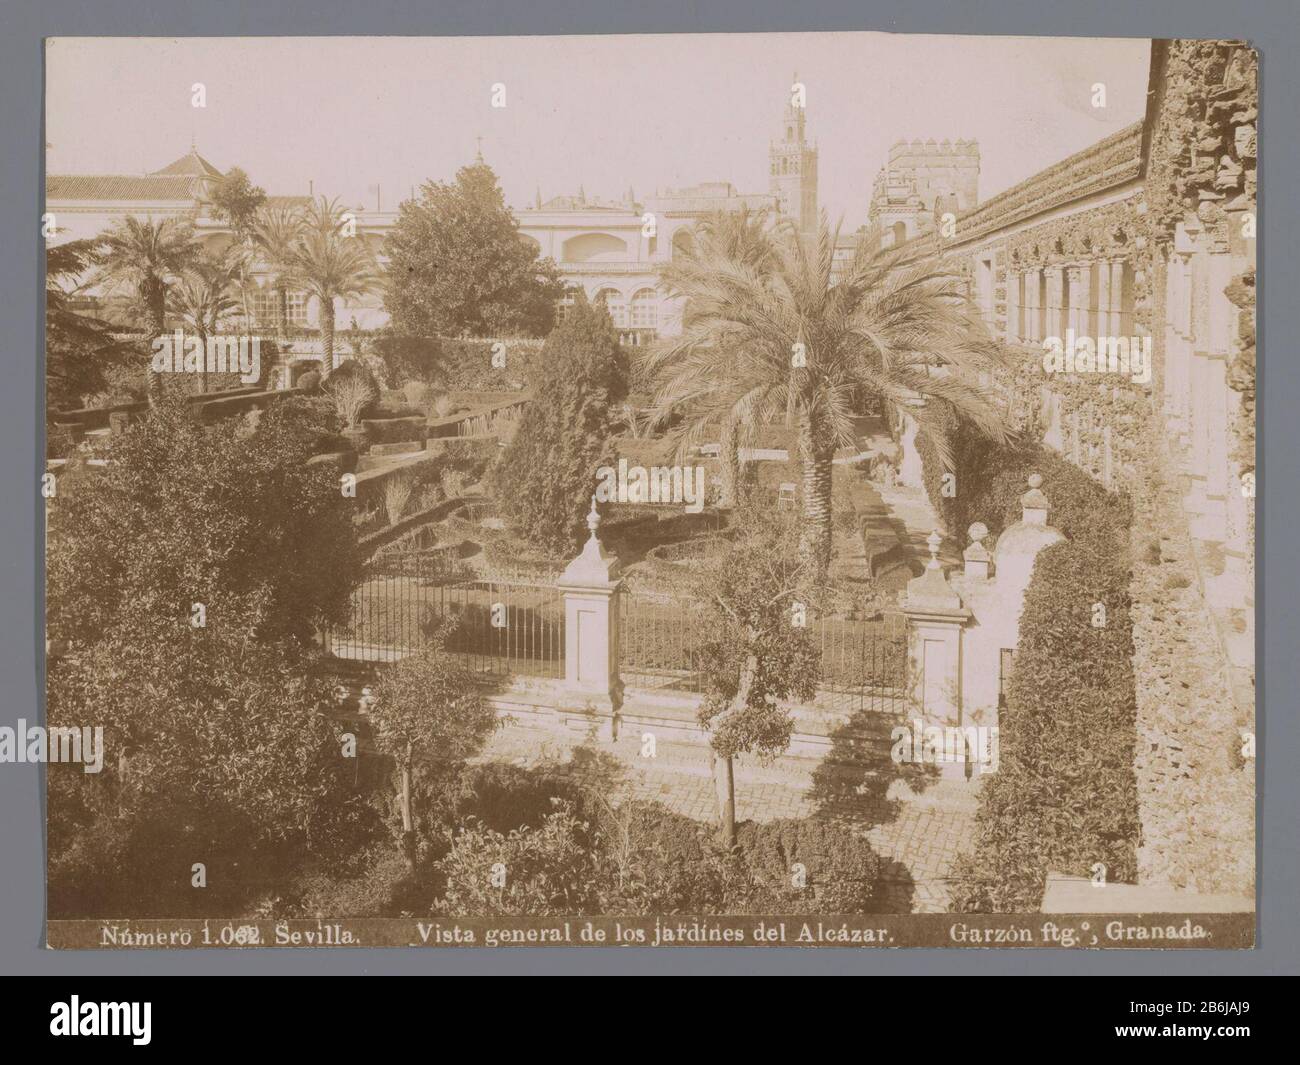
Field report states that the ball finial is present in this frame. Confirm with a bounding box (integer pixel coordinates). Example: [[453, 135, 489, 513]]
[[1027, 472, 1043, 489]]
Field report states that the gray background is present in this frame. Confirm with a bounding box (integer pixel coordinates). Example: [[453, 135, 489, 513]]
[[2, 0, 1294, 976]]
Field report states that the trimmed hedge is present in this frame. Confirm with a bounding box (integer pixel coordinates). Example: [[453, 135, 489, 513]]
[[951, 531, 1138, 912], [916, 405, 1131, 553], [946, 424, 1139, 912]]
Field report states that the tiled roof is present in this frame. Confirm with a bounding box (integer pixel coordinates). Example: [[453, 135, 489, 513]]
[[45, 174, 203, 202], [150, 149, 224, 177]]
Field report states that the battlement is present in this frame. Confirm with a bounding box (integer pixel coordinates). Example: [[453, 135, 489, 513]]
[[888, 137, 980, 160]]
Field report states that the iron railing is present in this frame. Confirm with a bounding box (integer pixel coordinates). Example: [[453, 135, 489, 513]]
[[618, 591, 907, 712], [329, 550, 563, 679], [618, 591, 707, 693], [332, 552, 908, 709], [808, 610, 908, 714]]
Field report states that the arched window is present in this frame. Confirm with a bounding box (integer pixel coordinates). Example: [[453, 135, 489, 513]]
[[630, 289, 658, 330], [594, 287, 627, 327]]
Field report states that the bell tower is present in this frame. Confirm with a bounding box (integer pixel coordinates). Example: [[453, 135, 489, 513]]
[[769, 73, 818, 235]]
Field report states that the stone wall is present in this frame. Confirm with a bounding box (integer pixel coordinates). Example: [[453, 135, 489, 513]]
[[893, 39, 1257, 901]]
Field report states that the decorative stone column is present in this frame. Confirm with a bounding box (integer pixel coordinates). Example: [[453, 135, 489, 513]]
[[558, 498, 624, 729], [1005, 271, 1021, 343], [1026, 268, 1042, 341], [1096, 258, 1114, 340], [1067, 263, 1090, 338], [1108, 259, 1126, 337], [902, 531, 970, 780], [1045, 265, 1065, 340]]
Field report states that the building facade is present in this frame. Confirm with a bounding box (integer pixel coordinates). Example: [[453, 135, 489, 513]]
[[48, 83, 817, 348], [868, 138, 981, 247], [891, 39, 1257, 896]]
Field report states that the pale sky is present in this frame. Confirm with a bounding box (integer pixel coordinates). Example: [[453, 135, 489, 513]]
[[45, 34, 1151, 228]]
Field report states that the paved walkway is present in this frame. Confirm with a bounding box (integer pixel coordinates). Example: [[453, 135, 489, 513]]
[[473, 720, 979, 913]]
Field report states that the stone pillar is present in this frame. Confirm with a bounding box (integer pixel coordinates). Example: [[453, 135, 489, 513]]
[[902, 531, 970, 780], [1045, 266, 1065, 340], [1024, 269, 1040, 341], [1006, 270, 1020, 343], [558, 499, 624, 728], [1108, 259, 1126, 337], [1094, 259, 1112, 343], [1033, 268, 1045, 341], [1185, 349, 1211, 513], [1067, 264, 1090, 339]]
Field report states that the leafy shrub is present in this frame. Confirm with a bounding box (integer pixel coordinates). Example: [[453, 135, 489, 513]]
[[296, 369, 322, 393], [488, 294, 628, 553], [402, 379, 433, 408], [734, 818, 882, 914], [440, 437, 498, 484], [950, 532, 1138, 912], [325, 361, 379, 421], [914, 415, 1142, 912], [435, 800, 606, 916], [383, 472, 416, 525], [326, 373, 375, 430], [916, 405, 1130, 555], [284, 847, 428, 918]]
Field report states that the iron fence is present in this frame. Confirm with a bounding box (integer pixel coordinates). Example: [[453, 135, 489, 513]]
[[332, 550, 908, 709], [809, 610, 908, 714], [618, 591, 907, 713], [329, 550, 563, 679], [618, 591, 707, 693]]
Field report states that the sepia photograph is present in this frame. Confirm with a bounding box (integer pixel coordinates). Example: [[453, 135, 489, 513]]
[[34, 29, 1261, 953]]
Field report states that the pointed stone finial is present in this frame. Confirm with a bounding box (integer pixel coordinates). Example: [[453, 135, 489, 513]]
[[561, 495, 620, 587], [926, 529, 943, 569], [1021, 472, 1049, 526], [904, 528, 964, 613]]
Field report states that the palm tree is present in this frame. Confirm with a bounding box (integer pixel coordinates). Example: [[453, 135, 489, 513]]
[[249, 204, 305, 342], [289, 196, 380, 377], [647, 214, 1010, 580], [93, 216, 202, 402], [166, 250, 241, 393], [646, 206, 780, 508]]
